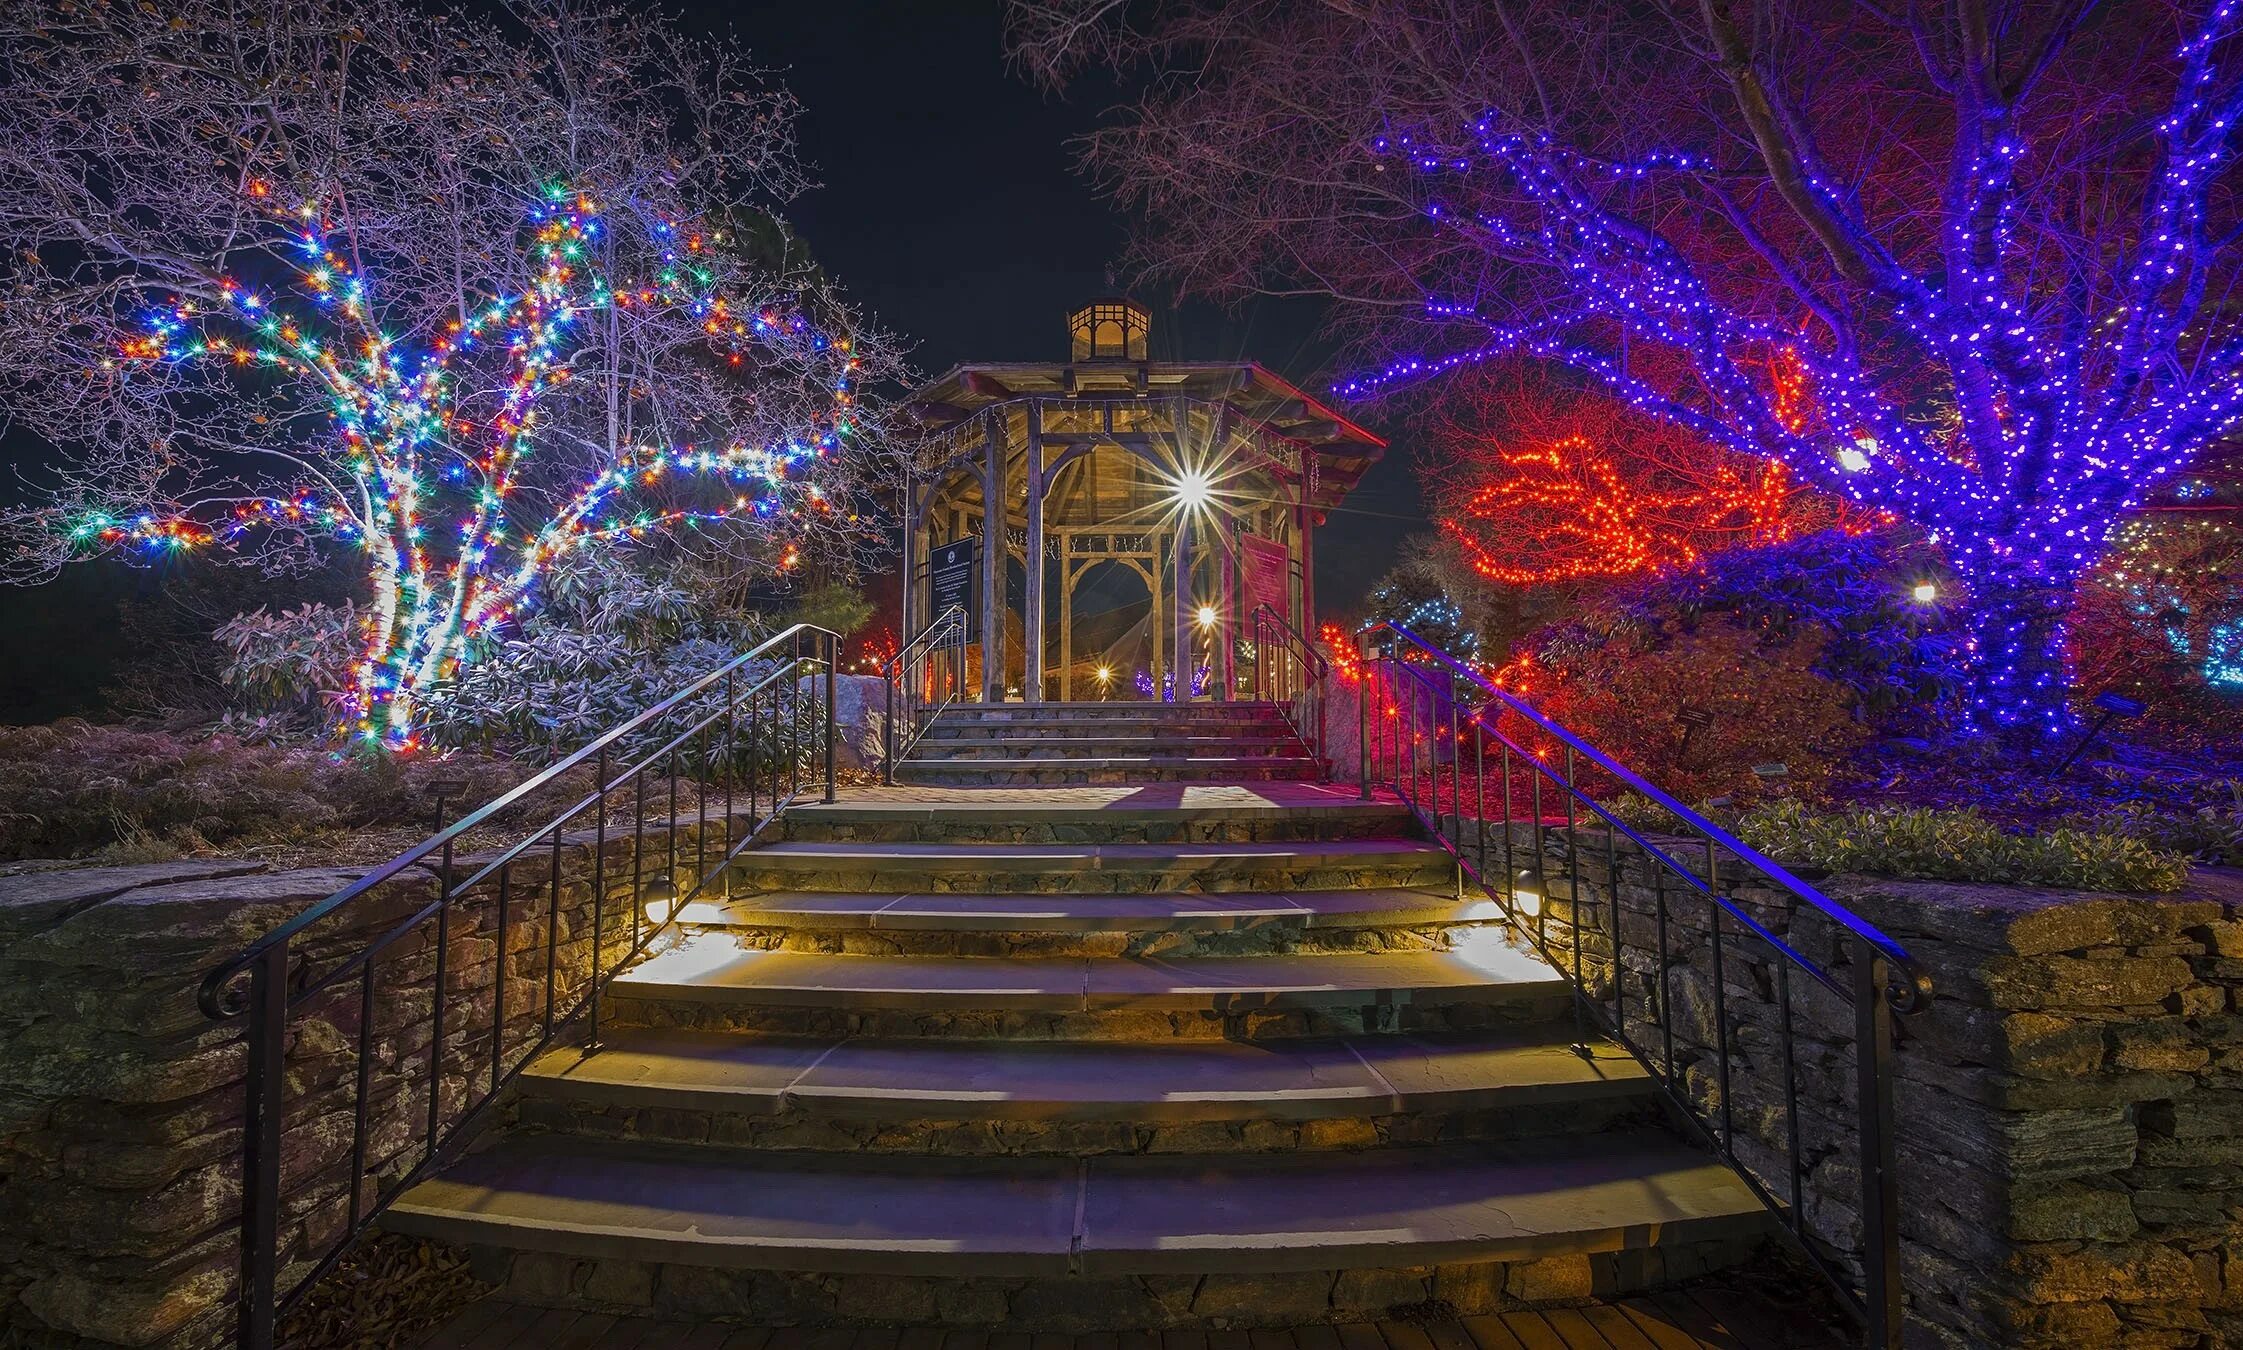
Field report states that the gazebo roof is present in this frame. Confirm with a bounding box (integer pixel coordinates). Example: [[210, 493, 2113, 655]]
[[904, 359, 1387, 513]]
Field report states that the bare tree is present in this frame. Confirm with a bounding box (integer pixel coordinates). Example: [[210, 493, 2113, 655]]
[[0, 0, 904, 745], [1012, 0, 2243, 736]]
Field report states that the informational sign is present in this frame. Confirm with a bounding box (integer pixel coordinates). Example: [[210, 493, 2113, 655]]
[[927, 538, 979, 640], [1241, 535, 1290, 620]]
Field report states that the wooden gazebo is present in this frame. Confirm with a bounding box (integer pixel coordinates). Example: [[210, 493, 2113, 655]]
[[900, 299, 1385, 702]]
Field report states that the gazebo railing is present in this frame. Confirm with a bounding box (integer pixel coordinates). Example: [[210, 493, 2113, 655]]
[[196, 623, 841, 1350], [1248, 601, 1331, 770], [883, 604, 968, 781], [1358, 622, 1929, 1350]]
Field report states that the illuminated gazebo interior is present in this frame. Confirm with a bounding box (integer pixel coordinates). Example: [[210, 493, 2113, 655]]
[[901, 300, 1385, 701]]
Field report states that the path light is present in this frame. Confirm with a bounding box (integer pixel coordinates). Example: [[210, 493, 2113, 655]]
[[1196, 604, 1218, 629], [1911, 581, 1939, 604], [639, 870, 679, 926]]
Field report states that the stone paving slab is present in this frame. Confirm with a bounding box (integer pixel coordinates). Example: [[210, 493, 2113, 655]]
[[735, 842, 1445, 871], [677, 889, 1464, 934], [611, 939, 1564, 1013], [515, 1029, 1645, 1122], [384, 1130, 1763, 1279], [1076, 1134, 1766, 1275], [418, 1290, 1843, 1350], [386, 1137, 1082, 1277], [807, 785, 1401, 814], [417, 1289, 1846, 1350]]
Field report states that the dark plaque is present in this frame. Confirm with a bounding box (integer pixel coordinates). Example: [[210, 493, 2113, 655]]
[[927, 538, 979, 640]]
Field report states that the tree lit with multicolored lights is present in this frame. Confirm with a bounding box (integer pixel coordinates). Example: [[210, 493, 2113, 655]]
[[1014, 0, 2243, 736], [0, 0, 902, 746]]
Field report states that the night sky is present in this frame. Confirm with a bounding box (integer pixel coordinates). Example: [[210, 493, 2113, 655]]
[[0, 0, 1428, 723], [723, 0, 1429, 596]]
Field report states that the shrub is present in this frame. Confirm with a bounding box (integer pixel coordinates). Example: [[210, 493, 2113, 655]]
[[419, 555, 766, 759], [2061, 785, 2243, 868], [1518, 624, 1869, 802], [1733, 799, 2191, 893], [1506, 530, 1963, 801], [214, 602, 362, 731], [0, 722, 557, 861], [2072, 514, 2243, 726]]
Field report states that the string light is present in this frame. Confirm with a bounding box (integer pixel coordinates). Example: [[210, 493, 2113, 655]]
[[84, 185, 863, 746], [1336, 6, 2243, 735]]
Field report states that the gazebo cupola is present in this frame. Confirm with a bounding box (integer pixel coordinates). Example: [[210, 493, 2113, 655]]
[[900, 302, 1386, 703], [1069, 298, 1150, 361]]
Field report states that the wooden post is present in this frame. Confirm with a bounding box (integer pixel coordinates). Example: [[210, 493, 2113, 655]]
[[1172, 514, 1193, 702], [1023, 402, 1046, 703], [1222, 520, 1242, 701], [900, 472, 918, 646], [979, 418, 1004, 703]]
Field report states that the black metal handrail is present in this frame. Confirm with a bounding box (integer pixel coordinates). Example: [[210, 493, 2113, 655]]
[[198, 623, 842, 1350], [1247, 602, 1331, 771], [1358, 622, 1928, 1349], [881, 604, 968, 782]]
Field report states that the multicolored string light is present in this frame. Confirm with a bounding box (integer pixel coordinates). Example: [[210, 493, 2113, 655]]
[[89, 184, 862, 746]]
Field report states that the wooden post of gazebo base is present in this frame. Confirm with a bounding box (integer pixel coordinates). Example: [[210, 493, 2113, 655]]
[[1171, 514, 1193, 703], [979, 417, 1004, 703], [1023, 402, 1046, 703]]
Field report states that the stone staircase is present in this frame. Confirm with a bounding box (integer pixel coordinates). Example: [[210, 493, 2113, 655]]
[[893, 701, 1323, 785], [384, 768, 1769, 1331]]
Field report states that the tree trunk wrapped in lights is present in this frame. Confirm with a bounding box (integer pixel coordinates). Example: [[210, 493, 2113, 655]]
[[0, 0, 904, 747], [1012, 0, 2243, 736]]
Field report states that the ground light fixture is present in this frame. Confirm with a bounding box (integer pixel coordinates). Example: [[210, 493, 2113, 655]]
[[1911, 581, 1939, 603], [1196, 604, 1219, 629]]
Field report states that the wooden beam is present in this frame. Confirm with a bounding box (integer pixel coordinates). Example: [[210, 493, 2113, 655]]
[[958, 371, 1016, 400]]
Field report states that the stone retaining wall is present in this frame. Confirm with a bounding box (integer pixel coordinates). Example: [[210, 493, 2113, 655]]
[[0, 815, 722, 1348], [1512, 819, 2243, 1349]]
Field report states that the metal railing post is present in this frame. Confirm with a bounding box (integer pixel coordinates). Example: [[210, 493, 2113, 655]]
[[1856, 942, 1904, 1348], [236, 941, 287, 1350], [883, 663, 897, 785], [1358, 653, 1371, 800], [824, 632, 838, 803]]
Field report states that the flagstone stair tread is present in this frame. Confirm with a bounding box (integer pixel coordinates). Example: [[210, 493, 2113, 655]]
[[736, 841, 1446, 868], [681, 888, 1472, 931], [897, 756, 1322, 771], [911, 737, 1307, 756], [384, 1129, 1763, 1277], [516, 1026, 1651, 1119], [611, 937, 1562, 1010], [795, 783, 1403, 819]]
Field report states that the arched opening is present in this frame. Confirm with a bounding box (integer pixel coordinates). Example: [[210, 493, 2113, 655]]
[[1062, 559, 1155, 700]]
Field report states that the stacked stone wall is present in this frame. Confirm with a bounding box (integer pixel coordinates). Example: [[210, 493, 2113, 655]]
[[1510, 819, 2243, 1349], [0, 817, 720, 1348]]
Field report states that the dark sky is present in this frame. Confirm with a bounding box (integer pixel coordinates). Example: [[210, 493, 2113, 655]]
[[699, 0, 1430, 606], [0, 0, 1428, 723]]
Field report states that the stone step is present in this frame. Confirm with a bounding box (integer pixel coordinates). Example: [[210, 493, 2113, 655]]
[[909, 736, 1308, 761], [723, 840, 1455, 895], [604, 934, 1570, 1040], [673, 889, 1484, 958], [894, 757, 1324, 787], [936, 701, 1291, 721], [918, 719, 1301, 741], [683, 887, 1472, 933], [778, 786, 1411, 845], [383, 1129, 1768, 1286], [514, 1027, 1655, 1154]]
